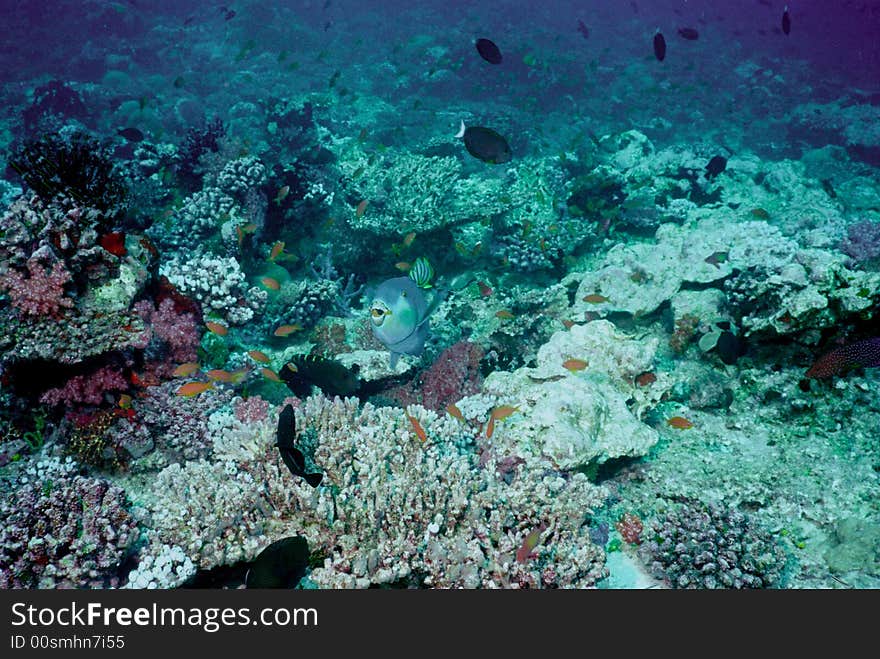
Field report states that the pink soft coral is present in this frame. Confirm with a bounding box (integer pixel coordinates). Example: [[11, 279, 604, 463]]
[[40, 366, 128, 407], [0, 258, 73, 317]]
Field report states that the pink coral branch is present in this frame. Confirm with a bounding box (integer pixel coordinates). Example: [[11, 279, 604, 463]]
[[0, 259, 73, 317]]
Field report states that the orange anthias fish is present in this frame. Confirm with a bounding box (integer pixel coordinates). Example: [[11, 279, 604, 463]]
[[667, 416, 694, 429], [260, 367, 281, 382], [274, 324, 303, 337], [582, 294, 609, 304], [562, 358, 588, 371], [402, 231, 416, 248], [445, 403, 465, 422], [172, 362, 200, 377], [562, 319, 575, 329], [516, 523, 547, 563], [248, 350, 271, 364], [205, 321, 229, 336], [395, 261, 412, 272], [177, 381, 214, 397], [206, 369, 244, 383], [486, 405, 518, 439], [261, 276, 281, 291], [356, 200, 368, 217], [477, 281, 493, 297], [268, 241, 285, 261], [495, 310, 514, 320], [407, 414, 428, 442]]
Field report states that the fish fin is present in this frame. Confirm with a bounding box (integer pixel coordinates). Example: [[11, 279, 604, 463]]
[[305, 473, 323, 488], [417, 286, 447, 329], [390, 352, 400, 369], [278, 447, 305, 478], [455, 120, 466, 139]]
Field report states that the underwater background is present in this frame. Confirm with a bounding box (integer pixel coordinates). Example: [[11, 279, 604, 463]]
[[0, 0, 878, 589]]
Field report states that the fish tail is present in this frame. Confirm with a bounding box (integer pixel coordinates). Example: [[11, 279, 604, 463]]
[[455, 120, 466, 139]]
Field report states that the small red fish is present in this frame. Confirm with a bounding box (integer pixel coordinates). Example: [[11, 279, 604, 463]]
[[261, 276, 281, 291], [356, 200, 368, 217], [486, 414, 496, 439], [260, 367, 281, 382], [562, 358, 588, 371], [402, 232, 416, 248], [635, 371, 657, 386], [582, 294, 609, 304], [477, 281, 493, 297], [98, 232, 127, 256], [274, 324, 303, 337], [177, 381, 214, 397], [395, 261, 412, 272], [269, 241, 285, 261], [446, 403, 464, 421], [491, 405, 518, 421], [667, 416, 694, 429], [206, 369, 234, 382], [172, 362, 200, 377], [495, 310, 514, 320], [205, 321, 228, 336], [562, 319, 575, 329], [407, 414, 427, 442], [516, 524, 547, 563], [248, 350, 270, 364]]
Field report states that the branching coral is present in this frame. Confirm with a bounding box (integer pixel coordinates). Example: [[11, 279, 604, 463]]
[[140, 396, 608, 588]]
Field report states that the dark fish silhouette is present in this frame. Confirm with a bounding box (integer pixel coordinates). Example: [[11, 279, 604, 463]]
[[715, 330, 740, 365], [782, 6, 791, 35], [280, 354, 361, 398], [276, 404, 323, 488], [705, 155, 728, 179], [677, 27, 699, 40], [475, 38, 502, 64], [653, 30, 666, 61], [245, 536, 310, 588], [117, 127, 144, 142], [577, 20, 590, 40], [455, 121, 511, 164]]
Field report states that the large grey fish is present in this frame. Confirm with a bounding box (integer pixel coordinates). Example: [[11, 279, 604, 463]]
[[370, 276, 441, 368]]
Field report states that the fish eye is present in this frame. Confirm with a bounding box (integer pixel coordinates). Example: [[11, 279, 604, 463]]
[[371, 308, 384, 318], [401, 291, 407, 298]]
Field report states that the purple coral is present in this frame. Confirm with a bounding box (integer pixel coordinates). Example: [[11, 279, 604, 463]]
[[0, 258, 73, 317], [134, 297, 200, 374], [840, 220, 880, 265], [387, 341, 485, 410], [0, 460, 138, 588]]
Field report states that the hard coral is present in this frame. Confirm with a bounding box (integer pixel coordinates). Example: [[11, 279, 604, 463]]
[[640, 501, 786, 589], [0, 458, 138, 588]]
